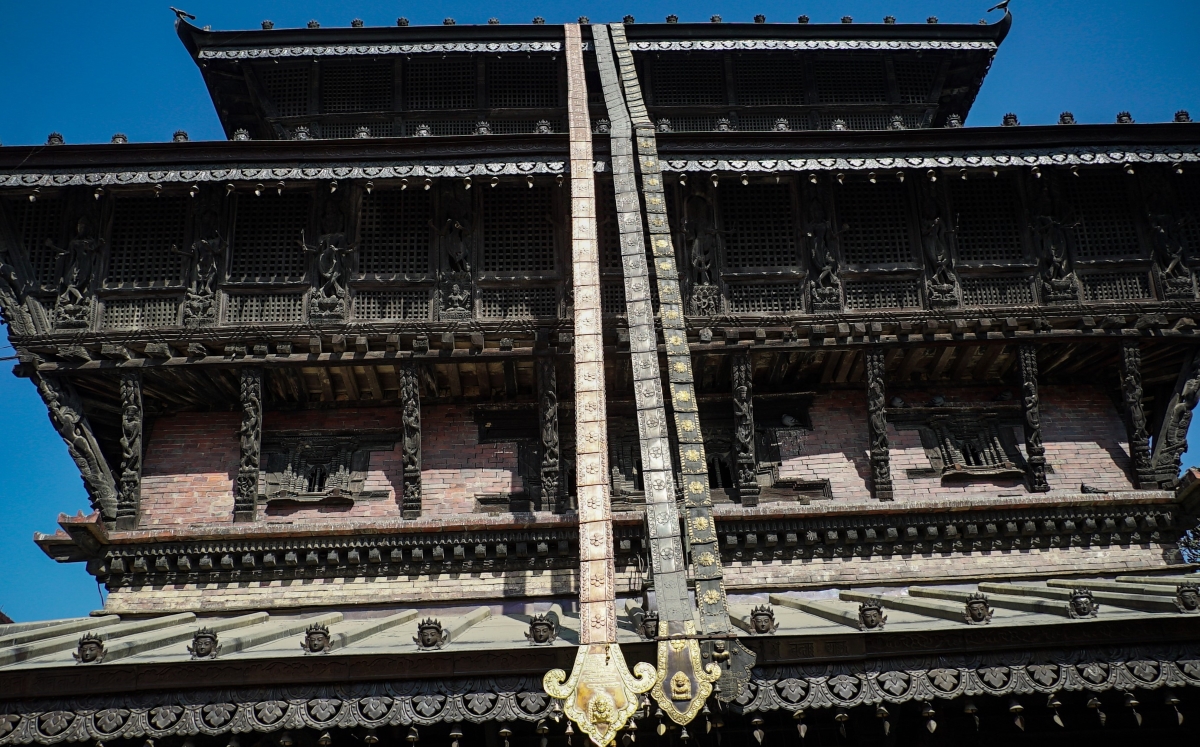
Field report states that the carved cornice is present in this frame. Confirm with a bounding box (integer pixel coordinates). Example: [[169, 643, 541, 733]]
[[629, 39, 997, 52], [1, 644, 1198, 744], [198, 41, 564, 59]]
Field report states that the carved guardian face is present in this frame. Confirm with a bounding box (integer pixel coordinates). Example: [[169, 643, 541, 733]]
[[416, 622, 445, 649], [858, 604, 885, 630], [640, 614, 659, 640], [750, 608, 777, 635], [966, 600, 991, 623], [528, 620, 555, 645], [76, 640, 103, 664], [1070, 593, 1096, 618], [190, 633, 218, 658], [1177, 586, 1200, 612], [670, 672, 692, 701], [305, 630, 330, 654]]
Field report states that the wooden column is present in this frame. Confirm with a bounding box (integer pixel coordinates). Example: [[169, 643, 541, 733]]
[[1119, 340, 1157, 488], [1017, 345, 1051, 492], [234, 367, 263, 522], [400, 362, 423, 519], [732, 351, 759, 507], [537, 357, 562, 513], [865, 348, 893, 501], [115, 370, 143, 530], [1151, 349, 1200, 487]]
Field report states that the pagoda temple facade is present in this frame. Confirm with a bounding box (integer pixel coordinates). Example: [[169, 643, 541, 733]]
[[0, 9, 1198, 747]]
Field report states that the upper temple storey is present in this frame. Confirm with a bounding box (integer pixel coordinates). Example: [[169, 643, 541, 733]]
[[1, 9, 1199, 747]]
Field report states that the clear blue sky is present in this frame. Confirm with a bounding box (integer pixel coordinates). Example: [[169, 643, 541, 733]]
[[0, 1, 1198, 621]]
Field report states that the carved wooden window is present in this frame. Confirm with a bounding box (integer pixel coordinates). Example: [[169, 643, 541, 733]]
[[837, 181, 914, 265], [260, 433, 398, 505], [105, 196, 187, 286], [892, 56, 940, 105], [1067, 174, 1142, 259], [225, 292, 304, 323], [718, 183, 799, 270], [8, 197, 62, 289], [600, 282, 626, 315], [596, 180, 622, 272], [229, 192, 311, 281], [358, 189, 431, 277], [650, 56, 725, 106], [481, 184, 556, 273], [1081, 271, 1152, 301], [950, 176, 1024, 262], [321, 61, 393, 113], [319, 121, 395, 139], [353, 289, 432, 321], [1176, 173, 1200, 253], [404, 58, 475, 110], [961, 276, 1034, 306], [732, 56, 805, 106], [487, 57, 560, 108], [480, 287, 557, 318], [259, 65, 312, 118], [896, 412, 1025, 479], [813, 57, 887, 105], [103, 297, 180, 329], [727, 282, 804, 314], [843, 279, 920, 310]]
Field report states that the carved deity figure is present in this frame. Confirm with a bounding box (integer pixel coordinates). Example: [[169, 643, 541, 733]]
[[962, 593, 993, 624], [806, 194, 845, 310], [918, 182, 958, 305], [413, 618, 448, 649], [857, 600, 887, 630], [1149, 211, 1195, 298], [302, 202, 356, 319], [1030, 183, 1079, 301], [1176, 583, 1200, 613], [47, 216, 104, 327], [683, 193, 722, 315], [525, 612, 559, 645], [1067, 589, 1099, 619], [301, 623, 332, 654], [445, 282, 471, 312], [188, 628, 221, 659], [431, 189, 474, 274], [73, 633, 105, 664], [748, 605, 779, 635], [175, 209, 225, 324], [36, 375, 118, 523], [670, 671, 693, 701]]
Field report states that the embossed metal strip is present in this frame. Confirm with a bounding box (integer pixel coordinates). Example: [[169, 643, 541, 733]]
[[592, 24, 691, 624], [608, 23, 735, 636], [659, 150, 1200, 173], [197, 41, 564, 59], [629, 39, 998, 52], [564, 22, 617, 645]]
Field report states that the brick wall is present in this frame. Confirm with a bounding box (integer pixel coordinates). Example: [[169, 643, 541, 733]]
[[137, 405, 521, 526], [777, 385, 1134, 503]]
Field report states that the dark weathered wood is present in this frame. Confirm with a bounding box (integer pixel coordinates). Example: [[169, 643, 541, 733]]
[[1017, 345, 1050, 493], [865, 348, 892, 501], [1150, 348, 1200, 487], [115, 371, 143, 531], [234, 368, 263, 522], [400, 362, 422, 519]]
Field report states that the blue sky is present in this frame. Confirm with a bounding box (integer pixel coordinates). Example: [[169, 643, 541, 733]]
[[0, 0, 1198, 621]]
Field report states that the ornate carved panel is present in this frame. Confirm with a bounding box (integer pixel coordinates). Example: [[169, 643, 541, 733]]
[[1017, 345, 1051, 492], [400, 363, 422, 519], [865, 348, 892, 501], [260, 432, 398, 505], [115, 371, 143, 530], [235, 368, 264, 522]]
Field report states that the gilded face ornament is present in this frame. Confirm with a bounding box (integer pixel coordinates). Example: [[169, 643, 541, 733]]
[[414, 618, 448, 650], [302, 623, 332, 654], [749, 605, 779, 635], [858, 601, 887, 630], [1068, 589, 1099, 619], [188, 628, 220, 659], [73, 633, 105, 664], [1176, 584, 1200, 613], [963, 593, 994, 625]]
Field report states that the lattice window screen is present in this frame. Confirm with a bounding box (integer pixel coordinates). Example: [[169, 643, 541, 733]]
[[480, 287, 557, 318], [718, 184, 798, 269], [103, 297, 180, 329], [488, 57, 560, 108], [736, 114, 811, 131], [404, 120, 475, 136], [844, 279, 921, 309], [321, 62, 393, 113], [951, 176, 1024, 262], [815, 112, 922, 131], [893, 56, 939, 105], [961, 276, 1034, 306], [259, 65, 312, 118], [596, 180, 622, 272], [650, 57, 726, 106], [837, 182, 914, 265], [1068, 175, 1142, 259], [230, 193, 311, 281], [733, 57, 805, 106], [106, 196, 187, 286], [404, 58, 476, 110], [656, 115, 718, 132], [9, 197, 62, 288], [491, 119, 564, 134], [481, 185, 556, 273], [586, 65, 606, 109], [813, 58, 887, 105], [1081, 272, 1152, 301], [358, 190, 431, 277], [727, 282, 804, 314], [319, 122, 395, 139], [601, 282, 626, 315], [353, 289, 432, 320], [1177, 173, 1200, 252], [226, 293, 304, 323]]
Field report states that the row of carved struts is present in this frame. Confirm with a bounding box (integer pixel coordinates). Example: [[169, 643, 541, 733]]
[[3, 657, 1200, 743]]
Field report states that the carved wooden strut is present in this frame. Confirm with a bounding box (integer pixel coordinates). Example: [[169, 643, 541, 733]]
[[1017, 344, 1051, 492], [400, 362, 423, 518], [115, 371, 143, 530], [865, 348, 893, 501], [234, 367, 263, 522], [537, 357, 561, 512]]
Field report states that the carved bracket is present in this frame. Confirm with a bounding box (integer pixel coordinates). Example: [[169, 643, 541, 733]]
[[865, 348, 892, 501], [235, 368, 263, 522], [115, 371, 143, 530], [33, 374, 118, 525], [1017, 345, 1051, 492], [1151, 349, 1200, 487], [400, 362, 422, 519], [1120, 340, 1157, 488]]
